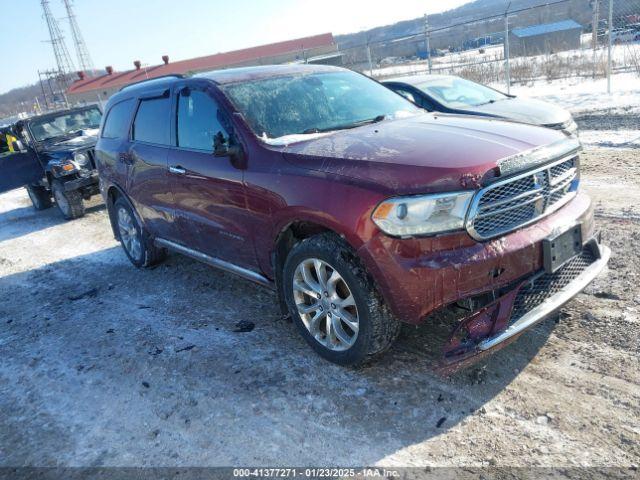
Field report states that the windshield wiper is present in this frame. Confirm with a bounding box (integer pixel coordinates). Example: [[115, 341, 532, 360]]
[[475, 97, 511, 106], [40, 133, 70, 143], [302, 115, 386, 135]]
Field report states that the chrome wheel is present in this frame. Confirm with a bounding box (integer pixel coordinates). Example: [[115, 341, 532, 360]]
[[292, 258, 359, 351], [117, 206, 142, 261]]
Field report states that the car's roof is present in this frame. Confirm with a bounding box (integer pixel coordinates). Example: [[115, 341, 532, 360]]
[[382, 74, 456, 86], [195, 64, 345, 85], [108, 64, 348, 106]]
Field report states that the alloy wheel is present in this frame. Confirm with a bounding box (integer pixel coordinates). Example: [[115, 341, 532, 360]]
[[117, 206, 142, 261], [292, 258, 359, 351]]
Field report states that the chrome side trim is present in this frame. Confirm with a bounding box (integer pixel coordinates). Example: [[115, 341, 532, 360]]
[[154, 238, 273, 289], [477, 244, 610, 351]]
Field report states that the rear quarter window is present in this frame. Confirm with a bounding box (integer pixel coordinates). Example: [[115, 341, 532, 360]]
[[101, 99, 135, 139], [132, 97, 171, 145]]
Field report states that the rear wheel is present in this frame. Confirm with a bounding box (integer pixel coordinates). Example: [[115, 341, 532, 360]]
[[51, 180, 85, 219], [25, 184, 52, 210], [283, 233, 400, 366], [114, 197, 166, 268]]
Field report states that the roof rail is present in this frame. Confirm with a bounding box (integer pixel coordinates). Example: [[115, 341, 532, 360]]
[[119, 74, 186, 92]]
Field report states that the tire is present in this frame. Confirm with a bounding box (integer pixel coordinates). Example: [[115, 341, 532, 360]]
[[282, 233, 400, 366], [25, 184, 52, 210], [51, 179, 85, 219], [113, 197, 166, 268]]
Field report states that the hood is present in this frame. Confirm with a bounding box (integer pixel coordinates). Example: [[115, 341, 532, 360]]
[[465, 97, 571, 126], [279, 113, 567, 195], [41, 128, 99, 153]]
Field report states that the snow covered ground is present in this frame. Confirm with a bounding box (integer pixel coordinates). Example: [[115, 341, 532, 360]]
[[506, 72, 640, 115], [506, 73, 640, 149], [579, 129, 640, 149]]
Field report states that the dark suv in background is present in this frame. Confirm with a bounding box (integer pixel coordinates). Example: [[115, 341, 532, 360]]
[[383, 75, 578, 137], [0, 105, 102, 219], [95, 65, 609, 368]]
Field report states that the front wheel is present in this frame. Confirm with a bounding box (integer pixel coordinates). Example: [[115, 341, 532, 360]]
[[51, 180, 85, 219], [283, 233, 400, 366], [25, 184, 52, 210]]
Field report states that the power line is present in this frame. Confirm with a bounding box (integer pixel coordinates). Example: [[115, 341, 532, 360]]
[[62, 0, 95, 74], [40, 0, 75, 77]]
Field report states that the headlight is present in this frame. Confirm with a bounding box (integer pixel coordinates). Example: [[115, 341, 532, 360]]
[[564, 120, 578, 136], [51, 159, 77, 177], [372, 191, 474, 237], [73, 152, 89, 166]]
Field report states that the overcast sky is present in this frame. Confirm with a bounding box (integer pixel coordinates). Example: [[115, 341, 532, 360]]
[[2, 0, 469, 94]]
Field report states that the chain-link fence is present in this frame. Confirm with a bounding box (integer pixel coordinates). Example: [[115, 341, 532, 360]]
[[338, 0, 640, 92]]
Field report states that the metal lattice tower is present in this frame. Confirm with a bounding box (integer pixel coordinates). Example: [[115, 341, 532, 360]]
[[62, 0, 95, 74], [40, 0, 75, 78]]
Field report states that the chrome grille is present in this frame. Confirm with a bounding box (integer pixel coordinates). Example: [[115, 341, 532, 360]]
[[467, 156, 579, 240]]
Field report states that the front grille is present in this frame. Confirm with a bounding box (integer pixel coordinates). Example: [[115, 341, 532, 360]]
[[510, 247, 596, 324], [85, 148, 96, 169], [467, 156, 579, 240]]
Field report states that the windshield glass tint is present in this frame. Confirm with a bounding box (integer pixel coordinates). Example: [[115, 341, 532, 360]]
[[222, 71, 419, 139], [418, 77, 507, 108], [29, 107, 102, 142]]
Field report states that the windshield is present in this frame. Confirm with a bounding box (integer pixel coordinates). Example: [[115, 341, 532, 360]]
[[417, 77, 508, 108], [222, 71, 420, 140], [29, 107, 102, 142]]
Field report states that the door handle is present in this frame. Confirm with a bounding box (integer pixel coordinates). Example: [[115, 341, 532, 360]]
[[169, 165, 186, 175]]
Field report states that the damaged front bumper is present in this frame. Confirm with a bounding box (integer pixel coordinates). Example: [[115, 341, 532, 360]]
[[62, 172, 99, 192], [441, 239, 610, 370]]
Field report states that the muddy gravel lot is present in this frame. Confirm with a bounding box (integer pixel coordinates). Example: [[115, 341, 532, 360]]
[[0, 148, 638, 469]]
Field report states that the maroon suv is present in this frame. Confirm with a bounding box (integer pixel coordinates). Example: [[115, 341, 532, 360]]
[[95, 65, 609, 367]]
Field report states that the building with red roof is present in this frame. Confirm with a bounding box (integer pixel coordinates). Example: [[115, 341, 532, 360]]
[[67, 33, 340, 104]]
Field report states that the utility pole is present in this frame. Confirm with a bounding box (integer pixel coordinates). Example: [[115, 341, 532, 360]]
[[40, 0, 75, 81], [38, 71, 50, 110], [504, 2, 511, 94], [607, 0, 612, 93], [62, 0, 95, 74], [424, 14, 432, 73], [592, 0, 600, 78]]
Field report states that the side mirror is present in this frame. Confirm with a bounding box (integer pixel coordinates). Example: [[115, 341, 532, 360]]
[[213, 131, 241, 158], [12, 140, 26, 153], [213, 131, 246, 169], [213, 131, 228, 156]]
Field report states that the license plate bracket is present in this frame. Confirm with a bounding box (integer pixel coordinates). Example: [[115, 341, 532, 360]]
[[543, 224, 583, 273]]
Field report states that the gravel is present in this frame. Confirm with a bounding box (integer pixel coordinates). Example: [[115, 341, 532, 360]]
[[574, 107, 640, 132], [0, 148, 638, 468]]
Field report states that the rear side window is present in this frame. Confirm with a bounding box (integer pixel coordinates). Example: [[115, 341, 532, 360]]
[[101, 99, 134, 139], [132, 97, 171, 145], [177, 90, 227, 151]]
